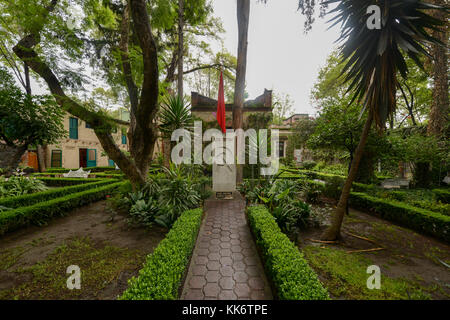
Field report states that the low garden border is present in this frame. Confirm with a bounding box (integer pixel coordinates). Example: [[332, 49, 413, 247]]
[[349, 192, 450, 243], [247, 205, 329, 300], [36, 177, 107, 187], [120, 208, 203, 300], [0, 181, 125, 236], [0, 179, 117, 209]]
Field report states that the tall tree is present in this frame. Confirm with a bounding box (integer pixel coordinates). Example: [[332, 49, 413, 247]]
[[319, 0, 446, 240], [0, 68, 65, 172], [233, 0, 250, 184], [9, 0, 160, 188], [427, 0, 449, 136], [178, 0, 185, 97]]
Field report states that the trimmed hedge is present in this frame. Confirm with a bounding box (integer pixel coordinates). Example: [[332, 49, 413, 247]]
[[0, 181, 125, 235], [32, 172, 123, 179], [433, 189, 450, 204], [120, 208, 203, 300], [45, 166, 115, 173], [349, 192, 450, 243], [36, 177, 106, 187], [0, 179, 116, 209], [247, 205, 329, 300]]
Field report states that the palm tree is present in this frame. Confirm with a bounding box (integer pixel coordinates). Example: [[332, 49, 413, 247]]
[[320, 0, 447, 240], [159, 94, 193, 167]]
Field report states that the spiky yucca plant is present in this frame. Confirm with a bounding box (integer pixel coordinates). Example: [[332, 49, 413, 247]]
[[159, 94, 193, 167], [321, 0, 448, 240]]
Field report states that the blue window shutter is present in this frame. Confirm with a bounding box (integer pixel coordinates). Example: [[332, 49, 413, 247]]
[[122, 134, 127, 145], [69, 117, 78, 139]]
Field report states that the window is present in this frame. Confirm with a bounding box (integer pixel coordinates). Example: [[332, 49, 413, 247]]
[[279, 141, 285, 158], [51, 150, 62, 168], [69, 117, 78, 139], [122, 133, 127, 145], [86, 122, 92, 129]]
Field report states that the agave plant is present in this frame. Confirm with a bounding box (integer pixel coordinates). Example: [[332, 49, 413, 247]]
[[321, 0, 447, 240], [159, 94, 193, 167]]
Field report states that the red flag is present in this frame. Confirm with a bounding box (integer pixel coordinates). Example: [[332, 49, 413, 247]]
[[216, 71, 226, 133]]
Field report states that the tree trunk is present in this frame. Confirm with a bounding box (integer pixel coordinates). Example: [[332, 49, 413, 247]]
[[233, 0, 250, 184], [37, 145, 47, 172], [163, 137, 171, 168], [0, 144, 28, 173], [321, 111, 374, 241], [177, 0, 184, 97], [427, 0, 449, 136]]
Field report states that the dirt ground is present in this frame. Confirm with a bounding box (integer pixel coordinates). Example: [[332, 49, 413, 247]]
[[300, 203, 450, 300], [0, 201, 167, 300]]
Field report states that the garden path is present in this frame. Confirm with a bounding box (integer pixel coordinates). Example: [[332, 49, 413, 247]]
[[181, 195, 273, 300]]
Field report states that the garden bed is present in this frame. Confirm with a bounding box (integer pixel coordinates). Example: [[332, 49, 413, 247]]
[[298, 206, 450, 300], [0, 200, 167, 299]]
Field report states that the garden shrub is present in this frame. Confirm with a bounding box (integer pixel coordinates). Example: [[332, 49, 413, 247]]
[[433, 189, 450, 204], [349, 192, 450, 243], [36, 177, 106, 187], [0, 179, 116, 209], [120, 208, 203, 300], [45, 166, 116, 173], [0, 175, 48, 198], [0, 181, 125, 235], [247, 205, 329, 300]]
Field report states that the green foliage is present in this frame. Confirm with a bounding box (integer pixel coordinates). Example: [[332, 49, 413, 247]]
[[44, 166, 116, 173], [120, 164, 202, 229], [433, 189, 450, 204], [120, 208, 203, 300], [0, 68, 65, 148], [272, 92, 294, 125], [159, 95, 193, 137], [35, 177, 107, 187], [0, 179, 116, 209], [328, 0, 444, 129], [349, 192, 450, 243], [0, 181, 125, 235], [247, 205, 329, 300], [129, 199, 159, 228], [0, 174, 48, 198]]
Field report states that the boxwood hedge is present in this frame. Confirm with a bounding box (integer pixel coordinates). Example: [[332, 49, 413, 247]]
[[349, 192, 450, 243], [247, 205, 329, 300], [45, 166, 115, 173], [36, 177, 106, 187], [120, 208, 203, 300], [433, 188, 450, 204], [0, 181, 125, 235], [0, 179, 116, 209]]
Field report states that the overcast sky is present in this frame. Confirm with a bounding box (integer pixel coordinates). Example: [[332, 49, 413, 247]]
[[208, 0, 341, 116], [25, 1, 341, 117]]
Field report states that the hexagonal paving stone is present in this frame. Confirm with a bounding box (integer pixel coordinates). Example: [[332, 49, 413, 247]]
[[207, 261, 221, 271], [219, 277, 235, 290], [204, 283, 220, 297], [233, 271, 248, 283], [184, 289, 204, 300], [205, 270, 220, 283], [220, 266, 233, 277], [219, 290, 237, 300], [192, 265, 207, 276], [232, 261, 246, 271], [207, 252, 220, 261], [220, 256, 233, 266], [234, 283, 250, 298], [189, 276, 206, 289], [248, 277, 265, 290]]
